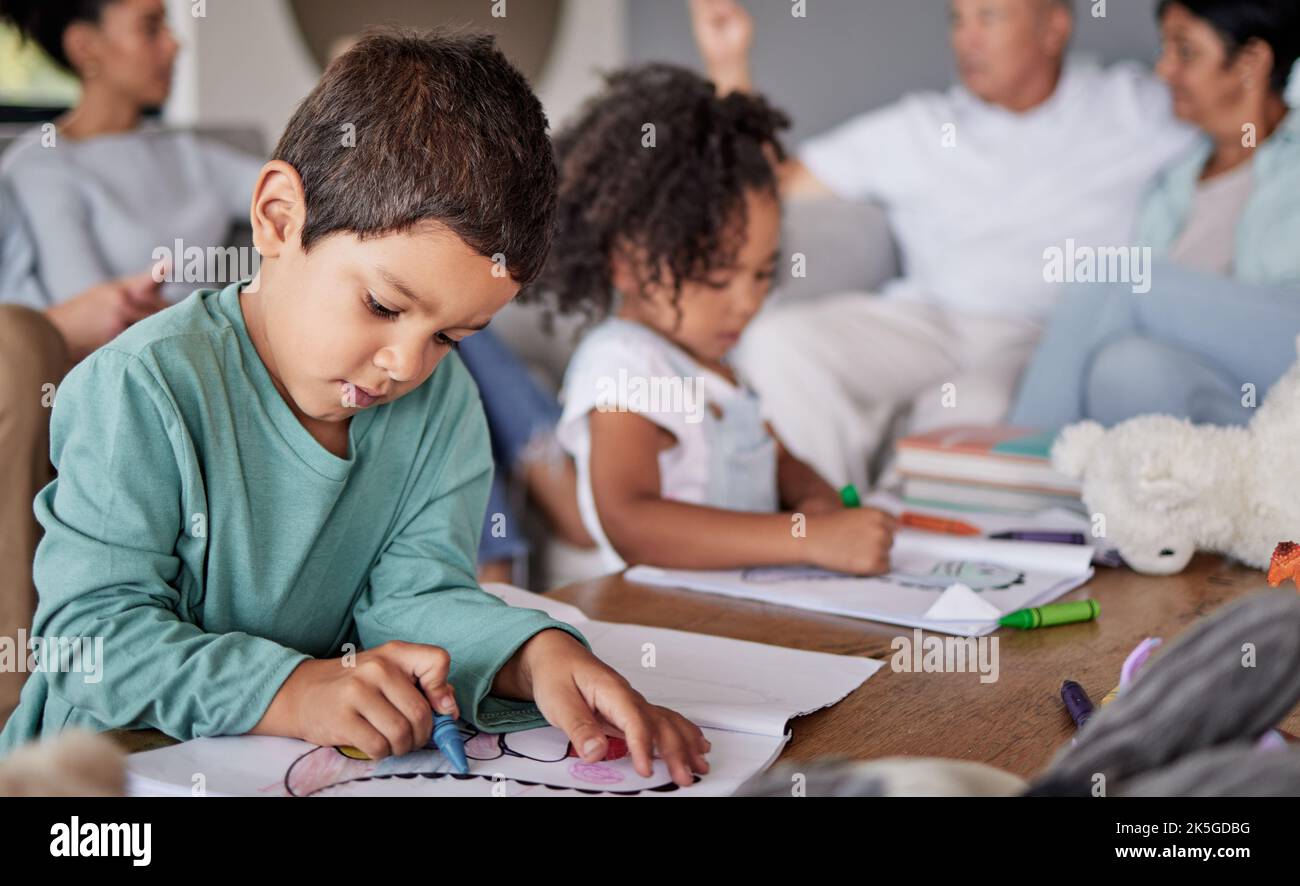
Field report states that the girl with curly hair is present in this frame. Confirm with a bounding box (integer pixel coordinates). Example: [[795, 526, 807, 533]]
[[545, 64, 896, 575]]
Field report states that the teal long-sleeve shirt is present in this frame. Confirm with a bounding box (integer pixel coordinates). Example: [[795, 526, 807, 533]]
[[0, 281, 586, 757]]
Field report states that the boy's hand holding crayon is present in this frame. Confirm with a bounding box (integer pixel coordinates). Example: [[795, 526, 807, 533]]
[[253, 641, 461, 762], [253, 632, 710, 786]]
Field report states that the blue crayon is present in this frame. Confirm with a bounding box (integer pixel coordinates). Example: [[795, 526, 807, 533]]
[[432, 714, 469, 774]]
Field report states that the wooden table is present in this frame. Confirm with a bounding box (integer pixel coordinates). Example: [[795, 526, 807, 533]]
[[112, 554, 1299, 779], [550, 554, 1300, 780]]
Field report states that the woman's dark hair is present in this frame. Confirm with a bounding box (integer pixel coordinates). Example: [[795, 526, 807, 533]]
[[1158, 0, 1300, 94], [537, 63, 789, 318], [0, 0, 114, 71]]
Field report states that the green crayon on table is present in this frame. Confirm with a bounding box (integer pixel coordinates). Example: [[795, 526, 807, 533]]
[[839, 484, 860, 508], [1000, 598, 1099, 630]]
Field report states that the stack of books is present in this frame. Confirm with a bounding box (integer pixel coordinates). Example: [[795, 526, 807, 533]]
[[895, 426, 1084, 514]]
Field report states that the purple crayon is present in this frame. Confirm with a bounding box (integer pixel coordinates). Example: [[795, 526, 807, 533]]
[[1060, 680, 1095, 731], [991, 531, 1087, 544]]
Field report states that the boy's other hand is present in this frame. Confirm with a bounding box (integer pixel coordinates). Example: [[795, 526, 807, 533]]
[[254, 641, 459, 760], [497, 629, 711, 787], [44, 268, 168, 362], [805, 508, 896, 575]]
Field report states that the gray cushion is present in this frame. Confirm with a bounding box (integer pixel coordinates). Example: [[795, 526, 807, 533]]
[[772, 196, 899, 306]]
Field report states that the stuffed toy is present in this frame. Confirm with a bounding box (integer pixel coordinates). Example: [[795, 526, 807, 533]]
[[1047, 337, 1300, 575]]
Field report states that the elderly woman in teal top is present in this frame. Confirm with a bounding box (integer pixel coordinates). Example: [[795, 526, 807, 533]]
[[1011, 0, 1300, 430]]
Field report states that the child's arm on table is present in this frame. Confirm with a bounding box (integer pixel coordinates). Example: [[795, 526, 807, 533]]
[[257, 369, 707, 785], [30, 351, 312, 742], [254, 629, 708, 786], [589, 409, 893, 572]]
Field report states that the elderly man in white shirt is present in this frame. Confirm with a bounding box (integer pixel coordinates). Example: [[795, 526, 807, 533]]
[[690, 0, 1195, 489]]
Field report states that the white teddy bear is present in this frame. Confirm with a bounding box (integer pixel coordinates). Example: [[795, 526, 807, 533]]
[[1050, 336, 1300, 576]]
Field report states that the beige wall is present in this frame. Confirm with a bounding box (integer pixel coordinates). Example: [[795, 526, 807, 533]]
[[165, 0, 626, 150]]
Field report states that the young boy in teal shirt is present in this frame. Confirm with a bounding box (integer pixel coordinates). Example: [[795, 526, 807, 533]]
[[0, 29, 708, 786]]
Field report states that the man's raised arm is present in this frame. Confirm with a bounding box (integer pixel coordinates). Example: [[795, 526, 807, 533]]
[[688, 0, 834, 198]]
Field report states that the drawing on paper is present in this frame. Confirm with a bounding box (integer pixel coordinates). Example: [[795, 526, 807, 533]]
[[742, 561, 1025, 591], [882, 560, 1025, 591], [742, 566, 851, 582], [281, 724, 694, 796]]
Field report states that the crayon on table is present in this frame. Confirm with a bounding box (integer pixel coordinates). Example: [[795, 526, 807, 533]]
[[1060, 680, 1095, 730], [900, 511, 982, 536], [990, 531, 1088, 545], [1101, 637, 1163, 704], [999, 598, 1100, 629]]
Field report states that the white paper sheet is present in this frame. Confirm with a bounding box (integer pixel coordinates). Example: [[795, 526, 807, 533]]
[[625, 529, 1095, 636], [126, 584, 878, 797], [479, 584, 879, 737], [126, 727, 791, 797]]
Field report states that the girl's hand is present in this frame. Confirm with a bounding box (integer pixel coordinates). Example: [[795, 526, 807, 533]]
[[501, 629, 711, 786], [805, 508, 896, 575], [254, 641, 460, 760]]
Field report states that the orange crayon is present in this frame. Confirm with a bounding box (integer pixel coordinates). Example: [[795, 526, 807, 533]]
[[900, 511, 982, 536]]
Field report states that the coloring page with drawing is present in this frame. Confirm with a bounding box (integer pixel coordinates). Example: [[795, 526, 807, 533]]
[[626, 530, 1096, 636], [126, 585, 880, 797]]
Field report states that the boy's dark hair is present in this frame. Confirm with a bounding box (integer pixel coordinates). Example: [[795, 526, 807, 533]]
[[0, 0, 113, 71], [537, 63, 789, 317], [1157, 0, 1300, 94], [273, 27, 557, 285]]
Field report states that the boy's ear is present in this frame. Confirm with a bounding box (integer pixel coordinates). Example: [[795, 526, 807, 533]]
[[249, 160, 307, 261]]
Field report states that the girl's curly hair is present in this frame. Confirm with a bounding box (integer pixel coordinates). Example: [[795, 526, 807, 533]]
[[535, 63, 790, 319]]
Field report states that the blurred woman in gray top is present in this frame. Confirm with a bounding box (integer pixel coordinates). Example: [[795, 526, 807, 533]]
[[0, 0, 261, 728], [0, 0, 262, 309]]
